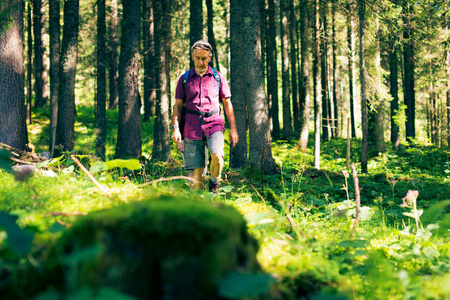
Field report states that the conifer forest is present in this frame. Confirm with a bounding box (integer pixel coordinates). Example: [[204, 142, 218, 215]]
[[1, 0, 450, 299]]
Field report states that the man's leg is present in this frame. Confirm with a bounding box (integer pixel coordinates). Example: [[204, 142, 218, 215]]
[[189, 168, 205, 190], [207, 131, 224, 192], [184, 138, 207, 190]]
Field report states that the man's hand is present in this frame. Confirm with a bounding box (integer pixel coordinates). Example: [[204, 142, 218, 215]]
[[171, 128, 183, 152], [229, 128, 239, 147]]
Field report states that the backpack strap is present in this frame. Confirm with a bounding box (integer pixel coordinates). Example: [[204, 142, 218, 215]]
[[182, 70, 190, 99], [211, 67, 221, 96]]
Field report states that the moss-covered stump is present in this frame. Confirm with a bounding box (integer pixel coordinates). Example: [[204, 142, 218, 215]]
[[10, 196, 275, 299]]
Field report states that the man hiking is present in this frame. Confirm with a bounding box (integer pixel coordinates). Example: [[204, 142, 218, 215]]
[[171, 40, 238, 192]]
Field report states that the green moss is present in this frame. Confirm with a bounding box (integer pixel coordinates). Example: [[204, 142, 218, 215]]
[[8, 196, 270, 300]]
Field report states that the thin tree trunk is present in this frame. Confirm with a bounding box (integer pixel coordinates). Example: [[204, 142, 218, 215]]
[[96, 0, 107, 159], [49, 0, 60, 155], [190, 0, 203, 69], [389, 35, 400, 148], [358, 0, 368, 173], [331, 1, 338, 137], [230, 0, 247, 168], [403, 1, 416, 142], [115, 0, 142, 158], [347, 4, 356, 138], [55, 0, 79, 153], [26, 1, 32, 125], [206, 0, 220, 71], [152, 0, 171, 161], [299, 0, 310, 152], [243, 0, 277, 174], [108, 0, 119, 109], [320, 1, 329, 141], [0, 0, 29, 150], [267, 0, 280, 140], [143, 0, 151, 122], [289, 0, 299, 135], [280, 0, 292, 138], [313, 0, 321, 169], [446, 18, 450, 147], [33, 0, 49, 108]]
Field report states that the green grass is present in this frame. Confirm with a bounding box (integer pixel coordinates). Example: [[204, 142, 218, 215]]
[[2, 105, 450, 299]]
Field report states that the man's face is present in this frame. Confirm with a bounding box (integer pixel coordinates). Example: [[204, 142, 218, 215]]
[[192, 48, 212, 74]]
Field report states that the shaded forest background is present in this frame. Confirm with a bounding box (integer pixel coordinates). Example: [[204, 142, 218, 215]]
[[1, 0, 450, 173]]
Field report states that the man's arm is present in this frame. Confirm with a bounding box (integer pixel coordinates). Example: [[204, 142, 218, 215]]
[[222, 97, 239, 147], [171, 99, 184, 151]]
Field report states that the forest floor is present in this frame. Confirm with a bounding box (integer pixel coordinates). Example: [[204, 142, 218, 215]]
[[1, 105, 450, 299]]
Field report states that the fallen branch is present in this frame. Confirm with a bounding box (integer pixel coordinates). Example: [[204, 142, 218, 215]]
[[286, 213, 306, 240], [138, 175, 199, 187], [71, 155, 113, 198], [249, 183, 265, 204], [10, 157, 37, 165]]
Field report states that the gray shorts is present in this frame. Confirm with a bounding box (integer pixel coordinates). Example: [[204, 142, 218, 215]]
[[183, 131, 224, 171]]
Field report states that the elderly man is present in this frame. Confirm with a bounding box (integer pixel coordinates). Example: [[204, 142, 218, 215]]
[[171, 40, 238, 192]]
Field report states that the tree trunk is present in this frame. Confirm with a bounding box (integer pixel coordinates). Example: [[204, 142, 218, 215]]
[[0, 0, 29, 150], [243, 0, 277, 174], [142, 0, 157, 121], [313, 0, 320, 169], [189, 0, 202, 69], [267, 0, 280, 140], [55, 0, 79, 153], [289, 0, 299, 135], [347, 4, 356, 138], [389, 34, 400, 148], [320, 1, 329, 141], [115, 0, 142, 158], [151, 0, 171, 162], [96, 0, 107, 159], [446, 19, 450, 147], [298, 0, 310, 152], [33, 0, 49, 108], [280, 0, 292, 138], [49, 0, 60, 155], [358, 0, 368, 173], [108, 0, 119, 109], [206, 0, 220, 71], [403, 1, 416, 143], [26, 1, 32, 125], [331, 1, 338, 138], [229, 0, 247, 168]]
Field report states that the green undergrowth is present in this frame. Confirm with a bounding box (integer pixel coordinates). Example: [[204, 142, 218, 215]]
[[1, 106, 450, 299]]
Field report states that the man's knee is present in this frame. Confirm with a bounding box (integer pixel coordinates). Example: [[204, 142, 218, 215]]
[[210, 153, 223, 165]]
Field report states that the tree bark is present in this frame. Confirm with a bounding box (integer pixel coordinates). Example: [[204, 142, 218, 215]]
[[229, 0, 247, 168], [33, 0, 49, 108], [320, 1, 329, 141], [289, 0, 299, 135], [347, 3, 356, 139], [331, 1, 338, 138], [26, 1, 32, 125], [280, 0, 292, 138], [189, 0, 203, 69], [49, 0, 60, 155], [151, 0, 171, 162], [142, 0, 156, 121], [108, 0, 119, 109], [389, 34, 400, 148], [403, 1, 416, 143], [55, 0, 80, 153], [313, 0, 320, 169], [115, 0, 142, 158], [96, 0, 107, 159], [358, 0, 368, 173], [267, 0, 280, 140], [0, 0, 29, 150], [206, 0, 220, 71], [243, 0, 277, 174], [299, 0, 310, 152]]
